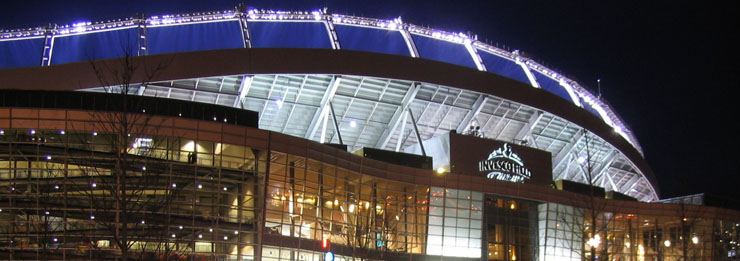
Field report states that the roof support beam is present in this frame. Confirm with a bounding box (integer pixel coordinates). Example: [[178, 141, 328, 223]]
[[375, 82, 420, 148], [552, 130, 585, 172], [619, 175, 643, 194], [456, 95, 488, 133], [233, 75, 253, 108], [591, 149, 619, 191], [305, 76, 341, 139], [514, 110, 543, 142], [395, 111, 409, 152]]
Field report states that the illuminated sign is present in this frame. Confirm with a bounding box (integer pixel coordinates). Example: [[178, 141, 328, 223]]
[[478, 143, 532, 183]]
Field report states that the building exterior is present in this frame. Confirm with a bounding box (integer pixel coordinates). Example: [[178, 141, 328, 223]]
[[1, 6, 738, 261]]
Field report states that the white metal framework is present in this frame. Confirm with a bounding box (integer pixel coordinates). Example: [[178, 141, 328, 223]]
[[85, 73, 658, 201]]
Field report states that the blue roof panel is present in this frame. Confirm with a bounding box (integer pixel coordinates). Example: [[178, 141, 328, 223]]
[[478, 51, 529, 84], [410, 34, 476, 69], [334, 25, 409, 56], [51, 28, 137, 65], [534, 71, 572, 103], [0, 38, 43, 69], [148, 21, 243, 55], [250, 21, 332, 49]]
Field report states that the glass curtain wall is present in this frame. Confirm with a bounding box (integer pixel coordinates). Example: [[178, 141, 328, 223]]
[[426, 187, 483, 258], [0, 129, 263, 260], [485, 196, 537, 261], [264, 151, 428, 257]]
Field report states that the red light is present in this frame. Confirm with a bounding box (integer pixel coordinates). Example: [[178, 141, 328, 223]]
[[322, 238, 330, 249]]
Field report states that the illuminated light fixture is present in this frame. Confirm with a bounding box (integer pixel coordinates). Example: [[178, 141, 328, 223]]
[[30, 129, 36, 134], [91, 183, 97, 188], [197, 184, 203, 189], [349, 119, 357, 128], [213, 116, 217, 121], [626, 242, 631, 248], [178, 225, 183, 230], [395, 215, 400, 221], [142, 166, 146, 171], [142, 109, 146, 113], [577, 155, 586, 164], [171, 183, 177, 188], [198, 234, 203, 238], [90, 215, 95, 220], [692, 236, 699, 244], [334, 199, 339, 205], [223, 118, 227, 122], [436, 167, 445, 174], [233, 230, 238, 235], [586, 235, 601, 248], [52, 238, 58, 242], [223, 187, 228, 191], [664, 240, 671, 247], [59, 130, 65, 135], [0, 209, 2, 212], [46, 155, 52, 160], [223, 236, 228, 240], [208, 228, 213, 232], [349, 204, 356, 213], [178, 113, 182, 117], [92, 131, 98, 136], [364, 202, 370, 209], [54, 185, 59, 189], [171, 234, 176, 238], [45, 211, 50, 215], [0, 130, 4, 135], [141, 220, 145, 224], [274, 97, 284, 108]]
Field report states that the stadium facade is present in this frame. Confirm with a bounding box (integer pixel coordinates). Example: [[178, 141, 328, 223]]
[[0, 5, 738, 261]]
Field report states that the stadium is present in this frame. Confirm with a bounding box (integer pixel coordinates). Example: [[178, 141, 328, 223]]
[[0, 5, 738, 260]]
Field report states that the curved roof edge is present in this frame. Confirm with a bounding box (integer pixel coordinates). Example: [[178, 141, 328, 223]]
[[0, 7, 642, 156], [0, 47, 659, 197]]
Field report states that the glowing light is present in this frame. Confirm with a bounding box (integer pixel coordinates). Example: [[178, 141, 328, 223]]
[[178, 225, 183, 230], [275, 97, 284, 108], [141, 220, 145, 224], [364, 202, 370, 209], [141, 166, 146, 171], [198, 234, 203, 238], [223, 187, 228, 191], [59, 130, 65, 135], [349, 119, 357, 128], [171, 183, 176, 188], [90, 215, 95, 220], [223, 236, 228, 240], [171, 234, 176, 238], [30, 129, 36, 134], [664, 240, 671, 247], [577, 155, 586, 164], [52, 238, 58, 242], [91, 183, 97, 188], [692, 236, 699, 244], [45, 211, 49, 215], [586, 234, 601, 248], [334, 199, 339, 205], [197, 184, 203, 189], [208, 228, 213, 232], [0, 130, 4, 135], [46, 155, 52, 160], [436, 167, 445, 174], [92, 131, 98, 136], [54, 185, 59, 189], [348, 204, 356, 213], [234, 230, 239, 235]]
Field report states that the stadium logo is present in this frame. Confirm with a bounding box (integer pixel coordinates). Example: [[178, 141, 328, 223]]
[[478, 143, 532, 183]]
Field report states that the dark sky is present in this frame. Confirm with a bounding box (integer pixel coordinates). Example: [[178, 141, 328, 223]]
[[2, 0, 739, 199]]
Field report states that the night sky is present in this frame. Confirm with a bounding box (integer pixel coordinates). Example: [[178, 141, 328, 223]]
[[2, 0, 738, 200]]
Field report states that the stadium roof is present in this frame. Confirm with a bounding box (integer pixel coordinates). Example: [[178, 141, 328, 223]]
[[0, 6, 658, 201]]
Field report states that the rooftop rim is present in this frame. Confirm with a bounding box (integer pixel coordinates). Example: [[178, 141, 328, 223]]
[[0, 6, 642, 156]]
